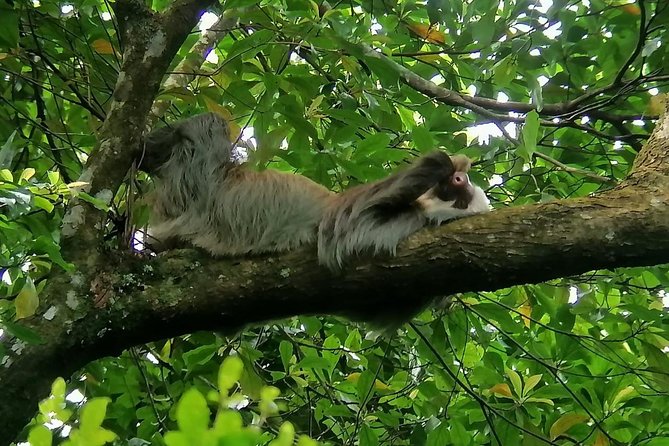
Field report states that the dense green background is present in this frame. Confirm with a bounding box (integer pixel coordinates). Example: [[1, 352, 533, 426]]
[[1, 0, 668, 444]]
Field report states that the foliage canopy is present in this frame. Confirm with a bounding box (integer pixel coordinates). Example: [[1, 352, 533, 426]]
[[1, 0, 669, 445]]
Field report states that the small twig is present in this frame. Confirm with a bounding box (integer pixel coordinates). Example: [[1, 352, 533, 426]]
[[533, 151, 616, 184]]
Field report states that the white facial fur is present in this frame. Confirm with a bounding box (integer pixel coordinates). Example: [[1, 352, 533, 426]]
[[417, 184, 490, 224]]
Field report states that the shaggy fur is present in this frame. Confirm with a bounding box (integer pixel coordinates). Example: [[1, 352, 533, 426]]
[[144, 113, 489, 270]]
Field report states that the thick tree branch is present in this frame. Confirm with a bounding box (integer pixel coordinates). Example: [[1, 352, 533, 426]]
[[2, 102, 669, 441]]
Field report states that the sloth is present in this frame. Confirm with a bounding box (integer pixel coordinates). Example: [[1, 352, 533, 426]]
[[142, 113, 489, 270]]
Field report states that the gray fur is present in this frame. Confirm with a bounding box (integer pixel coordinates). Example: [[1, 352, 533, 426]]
[[144, 113, 489, 271]]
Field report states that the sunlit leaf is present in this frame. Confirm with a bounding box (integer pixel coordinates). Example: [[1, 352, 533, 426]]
[[550, 413, 589, 440], [15, 277, 39, 319]]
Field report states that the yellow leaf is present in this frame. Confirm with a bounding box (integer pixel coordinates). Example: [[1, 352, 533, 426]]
[[518, 304, 532, 328], [202, 98, 240, 142], [345, 372, 388, 391], [550, 413, 589, 440], [340, 56, 359, 75], [0, 53, 7, 60], [202, 96, 233, 121], [159, 340, 171, 361], [15, 278, 39, 319], [611, 386, 636, 407], [621, 3, 641, 15], [415, 54, 442, 63], [346, 372, 361, 383], [0, 169, 13, 182], [67, 181, 89, 189], [406, 21, 446, 44], [489, 383, 513, 398], [91, 39, 115, 55], [227, 122, 241, 143], [20, 168, 35, 181], [594, 431, 610, 446]]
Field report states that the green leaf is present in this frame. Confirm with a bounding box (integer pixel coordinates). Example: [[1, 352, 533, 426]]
[[359, 425, 379, 446], [523, 374, 542, 396], [355, 133, 391, 157], [176, 388, 210, 434], [269, 422, 295, 446], [518, 110, 540, 162], [493, 55, 517, 87], [279, 340, 293, 372], [412, 126, 435, 153], [0, 130, 17, 167], [505, 368, 523, 397], [356, 370, 375, 404], [28, 425, 52, 446], [32, 196, 54, 213], [426, 422, 450, 446], [2, 320, 44, 345], [218, 355, 244, 393], [80, 398, 111, 430], [0, 7, 19, 49], [34, 236, 74, 271], [15, 277, 39, 319]]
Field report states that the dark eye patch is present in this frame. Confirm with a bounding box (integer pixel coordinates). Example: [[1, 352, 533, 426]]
[[434, 178, 474, 209]]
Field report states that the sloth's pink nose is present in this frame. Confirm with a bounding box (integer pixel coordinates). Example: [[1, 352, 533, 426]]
[[452, 172, 468, 186]]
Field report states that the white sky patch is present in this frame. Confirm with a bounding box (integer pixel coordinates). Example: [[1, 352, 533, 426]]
[[569, 286, 578, 304], [581, 116, 590, 124], [537, 75, 549, 86], [613, 141, 623, 150], [45, 417, 64, 430], [66, 389, 86, 403], [470, 52, 481, 59], [133, 231, 145, 252], [1, 270, 12, 285], [544, 22, 563, 39], [61, 4, 74, 13], [529, 48, 541, 56], [198, 12, 219, 32], [206, 50, 219, 64], [101, 11, 111, 21], [632, 119, 645, 126], [603, 30, 613, 38], [489, 175, 503, 186], [649, 87, 659, 96], [60, 425, 71, 437], [536, 0, 553, 13], [467, 123, 502, 145], [497, 92, 509, 102], [242, 126, 255, 142], [32, 0, 40, 6], [660, 290, 668, 307], [0, 329, 3, 338], [513, 23, 532, 33], [467, 85, 477, 96], [146, 352, 159, 364], [430, 74, 445, 85], [370, 19, 382, 34]]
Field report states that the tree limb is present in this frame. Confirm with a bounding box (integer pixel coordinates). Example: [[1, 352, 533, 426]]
[[1, 101, 669, 442]]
